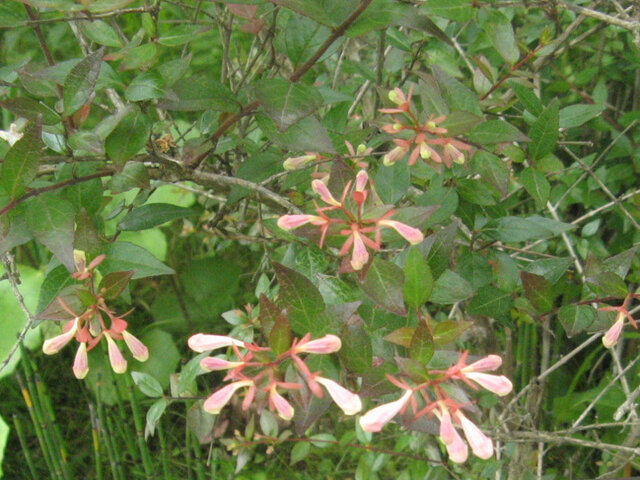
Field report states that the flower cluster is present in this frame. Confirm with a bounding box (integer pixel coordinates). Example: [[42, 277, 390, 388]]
[[41, 254, 148, 379], [380, 87, 471, 168], [277, 169, 424, 270], [359, 352, 512, 463], [188, 333, 362, 419], [600, 292, 640, 348]]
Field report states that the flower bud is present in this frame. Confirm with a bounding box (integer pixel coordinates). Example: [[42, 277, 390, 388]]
[[295, 334, 342, 354], [104, 332, 127, 374], [43, 318, 79, 355], [456, 411, 493, 460], [462, 354, 502, 372], [73, 342, 89, 379], [359, 389, 412, 432], [350, 232, 369, 271], [187, 333, 245, 353], [269, 385, 294, 420], [122, 330, 149, 362], [277, 215, 327, 231], [200, 357, 244, 372], [283, 154, 316, 170], [315, 377, 362, 415], [603, 313, 625, 348], [464, 372, 513, 396]]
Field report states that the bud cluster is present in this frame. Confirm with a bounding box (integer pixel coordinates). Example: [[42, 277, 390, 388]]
[[380, 87, 472, 168], [187, 333, 362, 419]]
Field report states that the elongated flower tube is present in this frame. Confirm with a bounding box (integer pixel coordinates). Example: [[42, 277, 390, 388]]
[[359, 389, 412, 432], [383, 145, 408, 166], [603, 312, 625, 348], [104, 332, 127, 374], [283, 154, 316, 170], [312, 180, 342, 207], [73, 342, 89, 379], [204, 380, 253, 414], [462, 355, 502, 373], [378, 219, 424, 245], [277, 214, 328, 231], [294, 334, 341, 354], [350, 231, 369, 270], [43, 318, 79, 354], [188, 334, 245, 353], [456, 411, 493, 460], [438, 405, 456, 444], [446, 428, 469, 463], [464, 372, 513, 396], [122, 330, 149, 362], [200, 356, 244, 372], [315, 377, 362, 415], [269, 384, 295, 420]]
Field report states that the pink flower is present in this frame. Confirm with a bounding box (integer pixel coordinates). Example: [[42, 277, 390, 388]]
[[204, 380, 253, 415], [378, 219, 424, 245], [200, 356, 244, 372], [73, 342, 89, 379], [462, 355, 502, 372], [438, 405, 456, 444], [446, 427, 469, 463], [269, 384, 294, 420], [122, 330, 149, 362], [315, 377, 362, 415], [456, 411, 493, 459], [383, 144, 408, 166], [188, 334, 245, 353], [104, 332, 127, 374], [359, 389, 412, 432], [350, 231, 369, 270], [294, 334, 341, 354], [42, 318, 79, 354], [464, 372, 513, 396], [602, 312, 625, 348], [312, 180, 342, 207], [277, 214, 328, 230]]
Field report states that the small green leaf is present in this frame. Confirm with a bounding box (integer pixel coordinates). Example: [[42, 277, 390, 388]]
[[109, 162, 149, 193], [559, 104, 604, 129], [524, 257, 573, 284], [586, 272, 628, 298], [423, 0, 473, 22], [158, 75, 236, 112], [80, 20, 124, 47], [472, 151, 509, 197], [105, 109, 151, 166], [268, 312, 292, 356], [433, 320, 472, 345], [509, 81, 543, 116], [63, 48, 104, 116], [439, 111, 483, 136], [339, 321, 372, 374], [118, 203, 196, 231], [478, 8, 519, 64], [467, 286, 513, 318], [98, 270, 135, 300], [145, 398, 169, 438], [529, 100, 559, 161], [361, 258, 406, 315], [131, 371, 164, 397], [403, 247, 433, 309], [492, 216, 573, 242], [290, 441, 311, 465], [520, 167, 550, 208], [36, 264, 73, 314], [409, 320, 434, 364], [466, 120, 529, 144], [432, 66, 482, 116], [125, 72, 166, 101], [558, 305, 597, 337], [256, 113, 335, 153], [383, 327, 414, 348], [429, 270, 473, 304], [375, 160, 410, 204]]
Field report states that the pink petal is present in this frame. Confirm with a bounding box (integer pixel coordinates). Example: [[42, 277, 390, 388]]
[[122, 330, 149, 362], [277, 214, 327, 230], [355, 170, 369, 192], [187, 333, 245, 353], [200, 356, 243, 371], [465, 372, 513, 396], [72, 342, 89, 379], [439, 407, 456, 444], [350, 232, 369, 271], [359, 389, 412, 432], [378, 220, 424, 245], [42, 318, 79, 355], [295, 334, 341, 354], [104, 333, 127, 374], [383, 146, 407, 166], [270, 385, 294, 420], [463, 354, 502, 372], [316, 377, 362, 415], [204, 380, 253, 415], [457, 412, 493, 460], [312, 180, 341, 207], [446, 428, 469, 463], [603, 316, 624, 348]]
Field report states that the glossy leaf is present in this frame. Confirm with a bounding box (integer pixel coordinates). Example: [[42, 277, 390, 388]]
[[0, 97, 60, 125], [520, 167, 550, 208], [558, 305, 597, 337], [409, 320, 434, 364], [520, 271, 553, 313]]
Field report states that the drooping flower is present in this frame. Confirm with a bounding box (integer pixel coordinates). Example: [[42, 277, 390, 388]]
[[72, 342, 89, 379], [283, 154, 317, 170], [42, 318, 79, 355], [377, 219, 424, 245], [462, 355, 502, 372], [455, 411, 493, 460], [602, 311, 625, 348], [463, 372, 513, 396], [187, 333, 245, 352], [204, 380, 254, 415], [359, 389, 413, 432], [200, 356, 245, 372], [277, 214, 328, 231], [315, 377, 362, 415], [269, 384, 295, 420], [122, 330, 149, 362], [104, 332, 127, 374], [312, 180, 342, 207], [294, 334, 342, 354]]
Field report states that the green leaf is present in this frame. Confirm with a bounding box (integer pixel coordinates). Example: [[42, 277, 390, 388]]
[[0, 97, 60, 125], [520, 271, 553, 313], [478, 8, 519, 64], [26, 194, 75, 271], [525, 257, 573, 284], [432, 66, 482, 116], [403, 247, 433, 308], [529, 100, 559, 161], [0, 414, 8, 476], [383, 327, 414, 348], [558, 305, 597, 337], [559, 104, 604, 128], [105, 109, 151, 166], [109, 162, 149, 193], [423, 0, 473, 22], [118, 203, 196, 231], [375, 160, 410, 204], [80, 20, 124, 47], [63, 48, 104, 116], [145, 398, 169, 438], [158, 75, 236, 112], [158, 54, 191, 86], [586, 272, 628, 298], [466, 120, 529, 144], [471, 151, 509, 197], [456, 178, 498, 206], [467, 286, 513, 318], [268, 311, 291, 356], [131, 371, 164, 397], [285, 14, 332, 67], [118, 43, 157, 71], [509, 81, 543, 116], [339, 322, 372, 373], [98, 270, 135, 300], [0, 121, 43, 199], [433, 320, 472, 346], [361, 258, 406, 315], [290, 441, 311, 465], [492, 216, 573, 242], [273, 263, 326, 335], [158, 25, 206, 47], [430, 270, 473, 304], [439, 111, 483, 136], [520, 167, 550, 208], [36, 264, 73, 313], [254, 78, 324, 131], [418, 222, 457, 278], [409, 320, 434, 364], [458, 251, 492, 290], [125, 72, 166, 101], [101, 242, 175, 279], [256, 113, 335, 153], [135, 329, 180, 390]]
